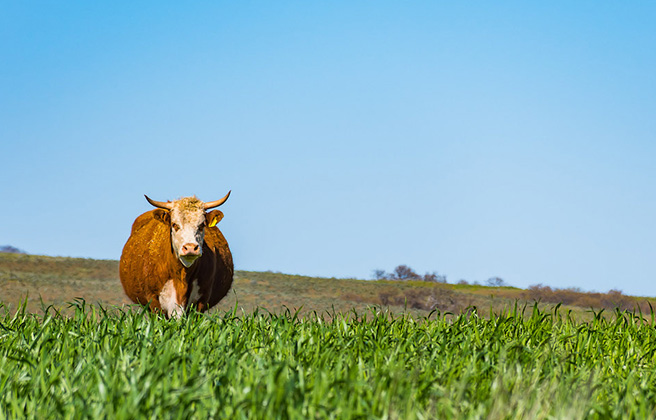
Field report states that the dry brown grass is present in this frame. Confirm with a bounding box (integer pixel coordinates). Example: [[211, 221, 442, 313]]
[[2, 253, 654, 320]]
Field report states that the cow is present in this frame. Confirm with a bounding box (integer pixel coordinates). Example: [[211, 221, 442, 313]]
[[119, 192, 233, 318]]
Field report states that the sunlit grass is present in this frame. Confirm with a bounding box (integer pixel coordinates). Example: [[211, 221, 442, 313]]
[[1, 301, 656, 419]]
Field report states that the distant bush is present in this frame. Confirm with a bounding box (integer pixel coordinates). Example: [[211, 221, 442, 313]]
[[486, 277, 507, 287], [394, 265, 420, 280], [0, 245, 26, 254], [373, 265, 447, 283], [378, 286, 457, 312], [372, 269, 387, 280], [524, 284, 642, 311], [423, 272, 447, 283]]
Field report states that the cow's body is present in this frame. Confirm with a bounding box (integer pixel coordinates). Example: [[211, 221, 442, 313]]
[[119, 194, 233, 318]]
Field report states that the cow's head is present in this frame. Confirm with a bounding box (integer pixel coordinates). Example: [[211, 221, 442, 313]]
[[145, 192, 230, 268]]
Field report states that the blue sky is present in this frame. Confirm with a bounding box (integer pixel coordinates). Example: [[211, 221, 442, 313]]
[[2, 2, 655, 295]]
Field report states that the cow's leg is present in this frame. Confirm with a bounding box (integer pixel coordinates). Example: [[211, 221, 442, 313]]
[[144, 292, 163, 314], [186, 301, 207, 313]]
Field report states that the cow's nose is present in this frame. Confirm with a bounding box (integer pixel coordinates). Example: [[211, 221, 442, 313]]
[[181, 243, 200, 255]]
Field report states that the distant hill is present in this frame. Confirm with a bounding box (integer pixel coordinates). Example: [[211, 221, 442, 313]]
[[0, 245, 27, 254], [0, 253, 654, 319]]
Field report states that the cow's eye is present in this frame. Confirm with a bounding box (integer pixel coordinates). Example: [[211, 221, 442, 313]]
[[172, 223, 180, 232], [199, 222, 206, 230]]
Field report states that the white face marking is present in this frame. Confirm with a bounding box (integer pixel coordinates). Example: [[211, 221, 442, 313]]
[[187, 279, 202, 307], [169, 201, 206, 267], [160, 280, 184, 318]]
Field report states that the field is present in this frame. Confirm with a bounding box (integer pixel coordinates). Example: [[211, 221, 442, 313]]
[[3, 302, 656, 419], [2, 253, 652, 319], [2, 253, 656, 419]]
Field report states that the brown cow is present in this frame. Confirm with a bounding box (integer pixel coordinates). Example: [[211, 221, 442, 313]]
[[119, 192, 233, 318]]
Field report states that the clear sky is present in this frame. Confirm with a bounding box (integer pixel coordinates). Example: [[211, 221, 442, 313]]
[[2, 2, 655, 295]]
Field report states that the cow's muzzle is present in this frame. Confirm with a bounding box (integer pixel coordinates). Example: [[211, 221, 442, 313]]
[[181, 243, 200, 255], [179, 243, 201, 267]]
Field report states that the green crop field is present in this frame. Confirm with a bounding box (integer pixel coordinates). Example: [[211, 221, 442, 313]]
[[3, 253, 656, 419], [2, 300, 656, 419]]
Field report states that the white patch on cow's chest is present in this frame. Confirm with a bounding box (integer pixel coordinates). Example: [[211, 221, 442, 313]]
[[187, 279, 202, 306], [160, 280, 184, 318]]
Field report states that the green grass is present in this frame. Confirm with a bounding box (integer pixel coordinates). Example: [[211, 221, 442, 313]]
[[2, 301, 656, 419]]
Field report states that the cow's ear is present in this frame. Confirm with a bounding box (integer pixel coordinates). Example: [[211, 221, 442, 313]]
[[206, 210, 224, 228], [154, 209, 170, 224]]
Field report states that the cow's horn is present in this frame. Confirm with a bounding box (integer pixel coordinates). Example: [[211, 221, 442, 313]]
[[145, 195, 174, 210], [204, 191, 231, 210]]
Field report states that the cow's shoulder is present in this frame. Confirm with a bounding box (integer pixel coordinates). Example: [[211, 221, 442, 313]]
[[130, 209, 156, 234], [204, 226, 229, 253], [130, 209, 170, 234], [123, 210, 174, 272]]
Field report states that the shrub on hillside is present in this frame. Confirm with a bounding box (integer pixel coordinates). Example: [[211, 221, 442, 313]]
[[486, 277, 507, 287], [524, 284, 639, 311], [373, 265, 447, 283], [378, 286, 457, 312], [423, 272, 448, 283]]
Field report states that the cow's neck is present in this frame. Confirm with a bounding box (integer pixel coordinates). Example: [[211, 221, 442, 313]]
[[176, 261, 199, 283]]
